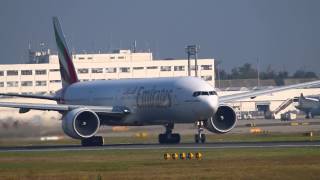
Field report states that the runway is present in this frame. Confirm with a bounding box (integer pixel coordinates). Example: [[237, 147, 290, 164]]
[[1, 141, 320, 152]]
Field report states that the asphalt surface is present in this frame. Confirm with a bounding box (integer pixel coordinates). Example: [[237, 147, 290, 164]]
[[0, 141, 320, 152]]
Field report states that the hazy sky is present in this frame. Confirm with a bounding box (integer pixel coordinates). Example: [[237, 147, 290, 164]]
[[0, 0, 319, 73]]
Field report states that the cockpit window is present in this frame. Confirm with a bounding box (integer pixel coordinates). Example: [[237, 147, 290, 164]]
[[193, 92, 201, 97], [201, 92, 209, 95], [193, 91, 217, 97], [209, 91, 217, 95]]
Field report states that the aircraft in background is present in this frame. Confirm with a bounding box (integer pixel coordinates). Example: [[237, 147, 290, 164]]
[[0, 17, 320, 146], [293, 94, 320, 118]]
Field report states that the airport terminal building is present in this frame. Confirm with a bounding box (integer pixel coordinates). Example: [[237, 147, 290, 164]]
[[0, 49, 215, 94]]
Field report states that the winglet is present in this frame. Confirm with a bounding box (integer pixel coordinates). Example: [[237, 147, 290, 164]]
[[53, 17, 78, 88]]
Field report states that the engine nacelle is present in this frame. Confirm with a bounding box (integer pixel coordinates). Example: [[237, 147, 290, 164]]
[[62, 108, 100, 139], [205, 105, 237, 134]]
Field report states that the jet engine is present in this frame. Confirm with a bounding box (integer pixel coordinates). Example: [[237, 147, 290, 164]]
[[62, 108, 100, 139], [205, 105, 237, 133]]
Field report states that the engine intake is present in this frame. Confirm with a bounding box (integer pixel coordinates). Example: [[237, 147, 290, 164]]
[[62, 108, 100, 139], [205, 105, 237, 133]]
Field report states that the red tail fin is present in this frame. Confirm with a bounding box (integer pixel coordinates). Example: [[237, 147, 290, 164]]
[[53, 17, 78, 88]]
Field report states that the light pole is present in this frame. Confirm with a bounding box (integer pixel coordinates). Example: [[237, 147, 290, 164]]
[[257, 57, 260, 87], [185, 45, 200, 77]]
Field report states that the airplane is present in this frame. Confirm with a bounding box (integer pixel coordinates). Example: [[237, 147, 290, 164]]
[[293, 93, 320, 118], [0, 17, 320, 146]]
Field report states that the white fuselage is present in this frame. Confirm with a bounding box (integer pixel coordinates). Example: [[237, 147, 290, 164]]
[[294, 96, 320, 116], [61, 76, 218, 126]]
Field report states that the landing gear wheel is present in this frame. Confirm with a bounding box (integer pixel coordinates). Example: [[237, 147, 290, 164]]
[[309, 112, 314, 119], [195, 134, 199, 143], [158, 123, 181, 144], [195, 134, 206, 143], [200, 134, 206, 143], [159, 133, 180, 144], [195, 121, 206, 143], [306, 112, 311, 119], [81, 136, 104, 146]]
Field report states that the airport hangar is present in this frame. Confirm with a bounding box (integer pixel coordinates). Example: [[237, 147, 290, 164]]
[[0, 49, 318, 121]]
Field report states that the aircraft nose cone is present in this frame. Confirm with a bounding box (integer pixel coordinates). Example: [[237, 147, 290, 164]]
[[201, 96, 218, 118]]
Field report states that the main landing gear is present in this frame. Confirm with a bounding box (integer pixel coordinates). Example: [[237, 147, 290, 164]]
[[81, 136, 104, 146], [158, 123, 181, 144], [195, 121, 206, 143]]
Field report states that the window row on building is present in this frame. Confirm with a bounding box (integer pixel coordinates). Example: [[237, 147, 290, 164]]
[[0, 69, 48, 76], [76, 56, 125, 60], [0, 65, 212, 77], [0, 73, 213, 88], [77, 65, 212, 74], [0, 81, 48, 87]]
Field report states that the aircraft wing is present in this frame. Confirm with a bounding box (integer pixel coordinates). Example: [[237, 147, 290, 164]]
[[0, 93, 58, 101], [219, 80, 320, 104], [0, 102, 130, 116]]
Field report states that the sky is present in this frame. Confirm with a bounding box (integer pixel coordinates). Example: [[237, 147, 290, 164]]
[[0, 0, 319, 73]]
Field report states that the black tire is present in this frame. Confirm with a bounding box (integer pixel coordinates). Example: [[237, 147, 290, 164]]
[[306, 112, 312, 119], [200, 134, 206, 143], [158, 133, 180, 144], [158, 134, 166, 144], [171, 133, 180, 144], [81, 136, 104, 146], [195, 134, 199, 143]]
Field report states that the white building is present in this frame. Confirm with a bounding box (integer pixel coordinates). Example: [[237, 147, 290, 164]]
[[0, 50, 215, 94], [219, 88, 320, 119]]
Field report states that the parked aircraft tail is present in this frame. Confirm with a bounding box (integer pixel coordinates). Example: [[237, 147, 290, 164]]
[[52, 17, 78, 88]]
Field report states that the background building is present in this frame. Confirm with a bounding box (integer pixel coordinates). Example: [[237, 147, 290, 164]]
[[0, 49, 215, 94], [220, 87, 320, 119]]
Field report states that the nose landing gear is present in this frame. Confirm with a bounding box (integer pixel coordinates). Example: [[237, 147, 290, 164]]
[[306, 112, 313, 119], [195, 121, 206, 143], [158, 123, 180, 144]]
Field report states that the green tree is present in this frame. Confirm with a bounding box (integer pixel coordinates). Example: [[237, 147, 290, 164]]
[[293, 70, 318, 78]]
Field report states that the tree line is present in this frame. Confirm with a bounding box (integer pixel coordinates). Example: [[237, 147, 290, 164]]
[[216, 62, 318, 85]]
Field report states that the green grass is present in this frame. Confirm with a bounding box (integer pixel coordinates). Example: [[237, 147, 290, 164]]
[[0, 148, 320, 179], [0, 133, 319, 179]]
